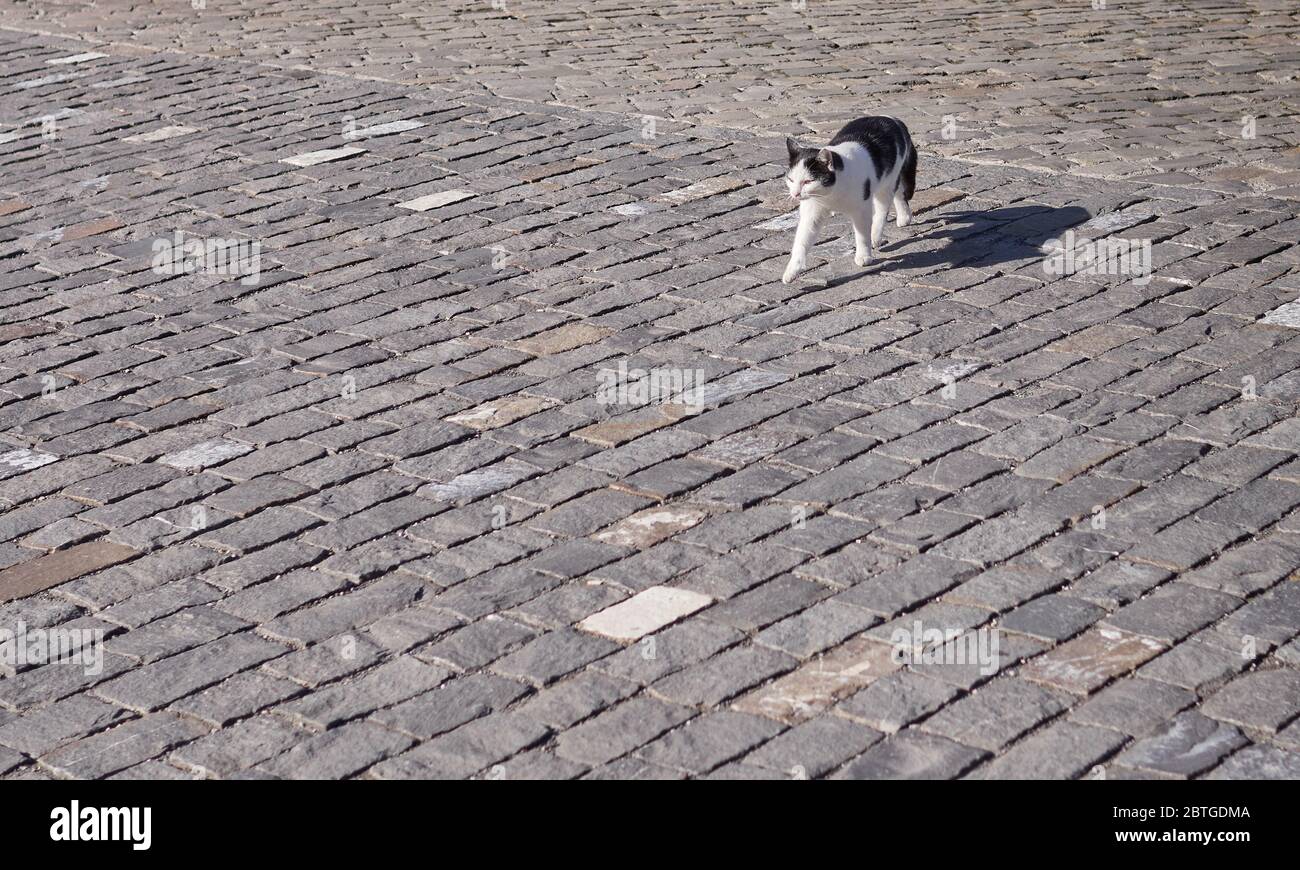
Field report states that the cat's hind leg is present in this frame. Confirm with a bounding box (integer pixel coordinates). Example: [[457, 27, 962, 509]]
[[893, 190, 913, 228]]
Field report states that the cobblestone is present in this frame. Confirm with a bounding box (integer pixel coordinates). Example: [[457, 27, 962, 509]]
[[0, 1, 1297, 779], [39, 712, 210, 779], [835, 730, 987, 780], [1113, 711, 1248, 778]]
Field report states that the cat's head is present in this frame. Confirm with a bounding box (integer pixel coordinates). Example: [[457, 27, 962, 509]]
[[785, 137, 839, 201]]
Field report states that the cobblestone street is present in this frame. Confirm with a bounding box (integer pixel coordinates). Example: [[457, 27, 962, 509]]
[[1, 1, 1298, 779]]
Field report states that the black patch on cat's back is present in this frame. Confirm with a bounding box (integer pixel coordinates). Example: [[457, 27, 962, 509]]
[[830, 116, 912, 199]]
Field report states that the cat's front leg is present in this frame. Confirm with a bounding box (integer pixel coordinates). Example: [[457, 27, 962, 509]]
[[850, 204, 874, 267], [783, 201, 822, 284]]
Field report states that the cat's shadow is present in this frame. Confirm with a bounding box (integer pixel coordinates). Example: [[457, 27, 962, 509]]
[[819, 204, 1094, 287]]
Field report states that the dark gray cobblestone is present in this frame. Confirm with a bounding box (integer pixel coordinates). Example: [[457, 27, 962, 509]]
[[0, 5, 1298, 779]]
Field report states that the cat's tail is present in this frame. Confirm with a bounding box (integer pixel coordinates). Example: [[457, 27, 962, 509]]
[[900, 135, 918, 202]]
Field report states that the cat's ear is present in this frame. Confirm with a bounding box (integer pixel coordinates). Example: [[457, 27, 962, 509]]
[[817, 147, 836, 167], [785, 137, 802, 163]]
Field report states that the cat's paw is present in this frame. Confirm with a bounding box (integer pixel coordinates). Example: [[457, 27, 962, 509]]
[[782, 260, 804, 284], [896, 214, 912, 228], [854, 251, 872, 267]]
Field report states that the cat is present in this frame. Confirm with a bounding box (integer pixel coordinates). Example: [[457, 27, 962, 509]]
[[781, 116, 917, 284]]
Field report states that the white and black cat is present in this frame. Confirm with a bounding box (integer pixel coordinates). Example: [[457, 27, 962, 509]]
[[782, 116, 917, 283]]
